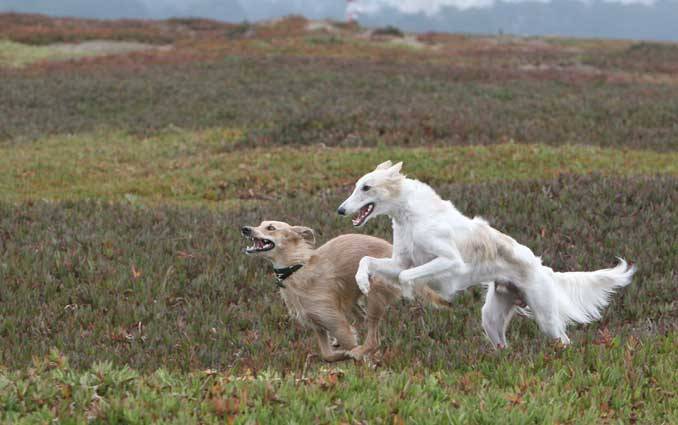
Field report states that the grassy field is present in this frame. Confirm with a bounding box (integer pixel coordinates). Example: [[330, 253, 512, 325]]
[[0, 13, 676, 424]]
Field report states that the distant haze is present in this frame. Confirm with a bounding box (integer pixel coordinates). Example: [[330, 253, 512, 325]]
[[1, 0, 677, 41]]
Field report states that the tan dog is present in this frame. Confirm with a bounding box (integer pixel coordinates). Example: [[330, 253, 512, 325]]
[[241, 220, 449, 361]]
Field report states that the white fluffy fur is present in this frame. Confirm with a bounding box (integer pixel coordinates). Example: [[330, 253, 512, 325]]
[[338, 161, 636, 347]]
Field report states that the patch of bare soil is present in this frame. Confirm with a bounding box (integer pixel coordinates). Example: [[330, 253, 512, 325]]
[[50, 40, 171, 56]]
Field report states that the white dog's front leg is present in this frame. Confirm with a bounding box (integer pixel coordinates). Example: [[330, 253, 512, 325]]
[[355, 256, 403, 294], [355, 257, 372, 294], [398, 257, 466, 287], [399, 280, 415, 300]]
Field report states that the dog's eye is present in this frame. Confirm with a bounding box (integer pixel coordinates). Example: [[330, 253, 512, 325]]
[[267, 225, 276, 231], [361, 185, 371, 192]]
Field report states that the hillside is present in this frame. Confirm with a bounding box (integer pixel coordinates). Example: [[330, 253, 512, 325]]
[[0, 14, 676, 424]]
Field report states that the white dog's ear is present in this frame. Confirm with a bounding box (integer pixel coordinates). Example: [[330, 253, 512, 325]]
[[388, 161, 403, 175], [291, 226, 315, 245], [375, 160, 393, 170]]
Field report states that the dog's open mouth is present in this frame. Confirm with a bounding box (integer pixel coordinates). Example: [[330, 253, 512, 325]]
[[352, 203, 374, 227], [245, 237, 275, 253]]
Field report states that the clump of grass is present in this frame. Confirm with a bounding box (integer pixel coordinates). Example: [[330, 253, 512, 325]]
[[166, 17, 229, 32], [0, 39, 161, 68], [0, 39, 56, 67], [583, 42, 678, 74], [372, 25, 405, 38], [306, 35, 344, 45], [0, 39, 111, 68], [226, 22, 254, 39]]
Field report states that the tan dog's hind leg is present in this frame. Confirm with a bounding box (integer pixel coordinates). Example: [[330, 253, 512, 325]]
[[348, 277, 400, 360], [315, 329, 350, 362], [314, 316, 358, 362]]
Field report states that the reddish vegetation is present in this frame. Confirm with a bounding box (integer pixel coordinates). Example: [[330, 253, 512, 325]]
[[0, 12, 247, 45], [0, 13, 176, 44], [3, 12, 678, 82], [585, 42, 678, 74], [1, 13, 677, 150]]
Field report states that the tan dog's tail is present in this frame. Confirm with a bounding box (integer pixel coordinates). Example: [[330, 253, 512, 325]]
[[415, 285, 453, 308]]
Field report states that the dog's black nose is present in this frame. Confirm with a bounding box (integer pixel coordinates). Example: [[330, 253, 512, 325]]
[[241, 226, 251, 236], [337, 207, 346, 216]]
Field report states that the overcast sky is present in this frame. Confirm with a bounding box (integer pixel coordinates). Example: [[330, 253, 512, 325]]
[[1, 0, 677, 41]]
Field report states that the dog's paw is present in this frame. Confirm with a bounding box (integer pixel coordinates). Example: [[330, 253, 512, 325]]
[[347, 345, 373, 361], [346, 348, 365, 361], [356, 274, 370, 294], [398, 270, 410, 285], [397, 271, 415, 299], [355, 267, 371, 294], [400, 282, 415, 300]]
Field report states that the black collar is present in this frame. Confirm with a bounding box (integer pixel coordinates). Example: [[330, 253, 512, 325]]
[[273, 264, 303, 288]]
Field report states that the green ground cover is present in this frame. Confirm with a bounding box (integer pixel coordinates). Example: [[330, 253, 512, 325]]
[[1, 13, 676, 424]]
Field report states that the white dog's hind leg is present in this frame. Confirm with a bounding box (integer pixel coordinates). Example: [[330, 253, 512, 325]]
[[482, 282, 518, 349], [524, 271, 571, 345]]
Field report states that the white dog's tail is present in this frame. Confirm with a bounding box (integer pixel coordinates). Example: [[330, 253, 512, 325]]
[[550, 258, 636, 325]]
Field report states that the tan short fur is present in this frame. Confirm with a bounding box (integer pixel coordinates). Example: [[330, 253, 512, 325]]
[[242, 221, 450, 361]]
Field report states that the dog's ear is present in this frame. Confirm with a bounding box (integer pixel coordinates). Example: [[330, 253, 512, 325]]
[[375, 160, 393, 170], [388, 161, 403, 175], [291, 226, 315, 245]]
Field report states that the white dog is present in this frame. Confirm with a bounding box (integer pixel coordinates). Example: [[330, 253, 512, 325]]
[[337, 160, 635, 347]]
